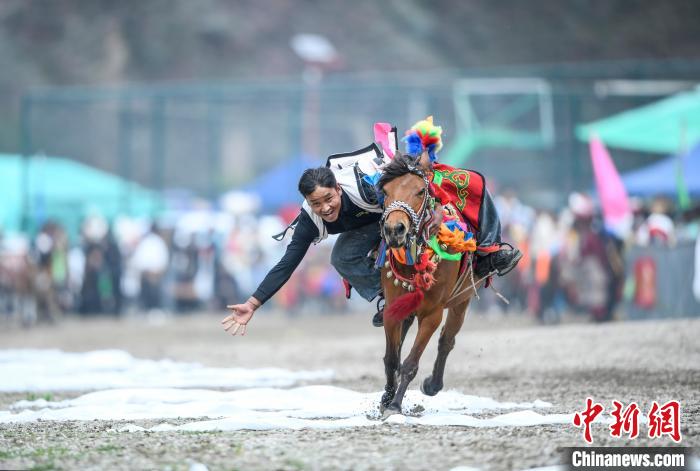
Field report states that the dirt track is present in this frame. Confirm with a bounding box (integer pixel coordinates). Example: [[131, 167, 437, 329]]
[[0, 310, 698, 470]]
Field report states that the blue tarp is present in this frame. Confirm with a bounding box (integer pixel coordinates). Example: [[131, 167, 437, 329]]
[[621, 143, 700, 196], [242, 156, 323, 212]]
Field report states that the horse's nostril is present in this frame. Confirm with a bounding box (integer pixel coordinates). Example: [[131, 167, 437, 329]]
[[395, 222, 406, 235]]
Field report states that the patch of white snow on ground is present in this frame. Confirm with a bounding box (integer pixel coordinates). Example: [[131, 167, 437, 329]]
[[0, 349, 333, 391], [1, 385, 571, 431]]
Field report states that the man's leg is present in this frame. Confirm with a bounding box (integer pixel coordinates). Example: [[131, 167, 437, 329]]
[[330, 222, 383, 323], [475, 189, 522, 278]]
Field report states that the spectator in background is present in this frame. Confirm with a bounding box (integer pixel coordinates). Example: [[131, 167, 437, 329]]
[[79, 216, 109, 315], [495, 188, 536, 232], [171, 232, 199, 311], [0, 228, 8, 315], [567, 193, 622, 322], [529, 210, 560, 322], [0, 234, 35, 325], [193, 230, 216, 308], [103, 228, 123, 315], [131, 223, 169, 311], [636, 197, 676, 247], [34, 222, 64, 322]]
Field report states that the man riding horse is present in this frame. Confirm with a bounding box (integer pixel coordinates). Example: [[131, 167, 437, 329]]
[[222, 117, 521, 334]]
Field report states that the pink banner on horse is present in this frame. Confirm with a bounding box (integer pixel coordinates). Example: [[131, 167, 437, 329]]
[[589, 136, 632, 237], [374, 122, 395, 158]]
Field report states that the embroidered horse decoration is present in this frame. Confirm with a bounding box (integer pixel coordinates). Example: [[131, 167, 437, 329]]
[[377, 151, 485, 417]]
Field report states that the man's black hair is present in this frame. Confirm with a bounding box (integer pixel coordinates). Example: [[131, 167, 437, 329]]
[[298, 167, 337, 197]]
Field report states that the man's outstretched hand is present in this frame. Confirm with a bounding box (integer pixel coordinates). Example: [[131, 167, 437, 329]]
[[222, 300, 257, 336]]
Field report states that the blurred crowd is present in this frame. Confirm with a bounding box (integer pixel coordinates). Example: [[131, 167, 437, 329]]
[[1, 191, 698, 327], [0, 211, 345, 327], [491, 190, 700, 323]]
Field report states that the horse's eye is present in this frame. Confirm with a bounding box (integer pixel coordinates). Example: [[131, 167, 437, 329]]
[[416, 188, 425, 197]]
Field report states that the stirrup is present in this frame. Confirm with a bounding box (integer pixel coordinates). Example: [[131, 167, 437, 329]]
[[372, 296, 385, 327], [495, 242, 522, 277]]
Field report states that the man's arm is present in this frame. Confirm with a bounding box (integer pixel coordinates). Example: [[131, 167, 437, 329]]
[[251, 212, 317, 304], [222, 212, 319, 336]]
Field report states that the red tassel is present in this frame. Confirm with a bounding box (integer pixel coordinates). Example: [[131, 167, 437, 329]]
[[414, 253, 437, 275], [385, 290, 424, 321], [414, 252, 430, 271], [415, 272, 436, 290]]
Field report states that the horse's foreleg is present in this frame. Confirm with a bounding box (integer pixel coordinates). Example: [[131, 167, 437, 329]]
[[399, 314, 415, 355], [421, 300, 469, 396], [384, 310, 442, 417], [381, 314, 415, 411], [380, 318, 402, 411]]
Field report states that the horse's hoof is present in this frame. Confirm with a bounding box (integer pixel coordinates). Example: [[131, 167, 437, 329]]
[[380, 391, 395, 407], [420, 376, 442, 396], [381, 406, 402, 420]]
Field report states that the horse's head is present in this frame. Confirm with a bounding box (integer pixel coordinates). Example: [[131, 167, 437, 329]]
[[378, 151, 431, 249]]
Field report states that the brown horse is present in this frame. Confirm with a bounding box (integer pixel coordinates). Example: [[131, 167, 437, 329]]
[[377, 151, 484, 417]]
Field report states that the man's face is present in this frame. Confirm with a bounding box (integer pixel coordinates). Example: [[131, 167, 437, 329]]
[[306, 185, 342, 222]]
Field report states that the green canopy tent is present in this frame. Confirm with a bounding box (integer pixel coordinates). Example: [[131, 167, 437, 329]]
[[576, 87, 700, 208], [576, 87, 700, 154], [0, 154, 161, 239]]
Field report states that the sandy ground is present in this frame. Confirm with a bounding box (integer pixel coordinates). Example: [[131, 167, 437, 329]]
[[0, 309, 698, 470]]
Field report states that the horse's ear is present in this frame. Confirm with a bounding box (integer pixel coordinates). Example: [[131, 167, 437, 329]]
[[418, 150, 432, 172]]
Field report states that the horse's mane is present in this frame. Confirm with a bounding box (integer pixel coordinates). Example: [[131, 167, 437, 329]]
[[378, 153, 423, 191]]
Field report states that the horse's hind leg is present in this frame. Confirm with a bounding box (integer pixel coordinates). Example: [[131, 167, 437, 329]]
[[421, 300, 470, 397], [384, 310, 442, 417]]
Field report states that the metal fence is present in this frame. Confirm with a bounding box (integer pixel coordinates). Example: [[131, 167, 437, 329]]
[[19, 60, 700, 212], [625, 242, 700, 319]]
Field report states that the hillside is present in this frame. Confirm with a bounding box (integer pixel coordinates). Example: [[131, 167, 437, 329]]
[[1, 0, 699, 197]]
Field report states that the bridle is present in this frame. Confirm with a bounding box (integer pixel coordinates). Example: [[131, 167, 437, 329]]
[[380, 164, 434, 255]]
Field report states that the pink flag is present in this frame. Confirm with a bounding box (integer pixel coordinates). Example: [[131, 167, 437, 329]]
[[374, 122, 395, 158], [590, 136, 632, 238]]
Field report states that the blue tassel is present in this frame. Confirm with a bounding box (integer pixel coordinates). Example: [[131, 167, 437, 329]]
[[364, 172, 385, 206], [444, 219, 474, 239], [445, 219, 462, 232], [375, 186, 385, 206], [402, 133, 424, 157], [405, 248, 414, 265], [363, 172, 381, 186], [427, 144, 438, 162], [375, 240, 387, 268]]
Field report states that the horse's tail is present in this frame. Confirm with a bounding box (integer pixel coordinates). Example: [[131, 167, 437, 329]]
[[385, 290, 424, 322]]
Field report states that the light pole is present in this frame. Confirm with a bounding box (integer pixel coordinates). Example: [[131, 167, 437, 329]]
[[290, 34, 339, 158]]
